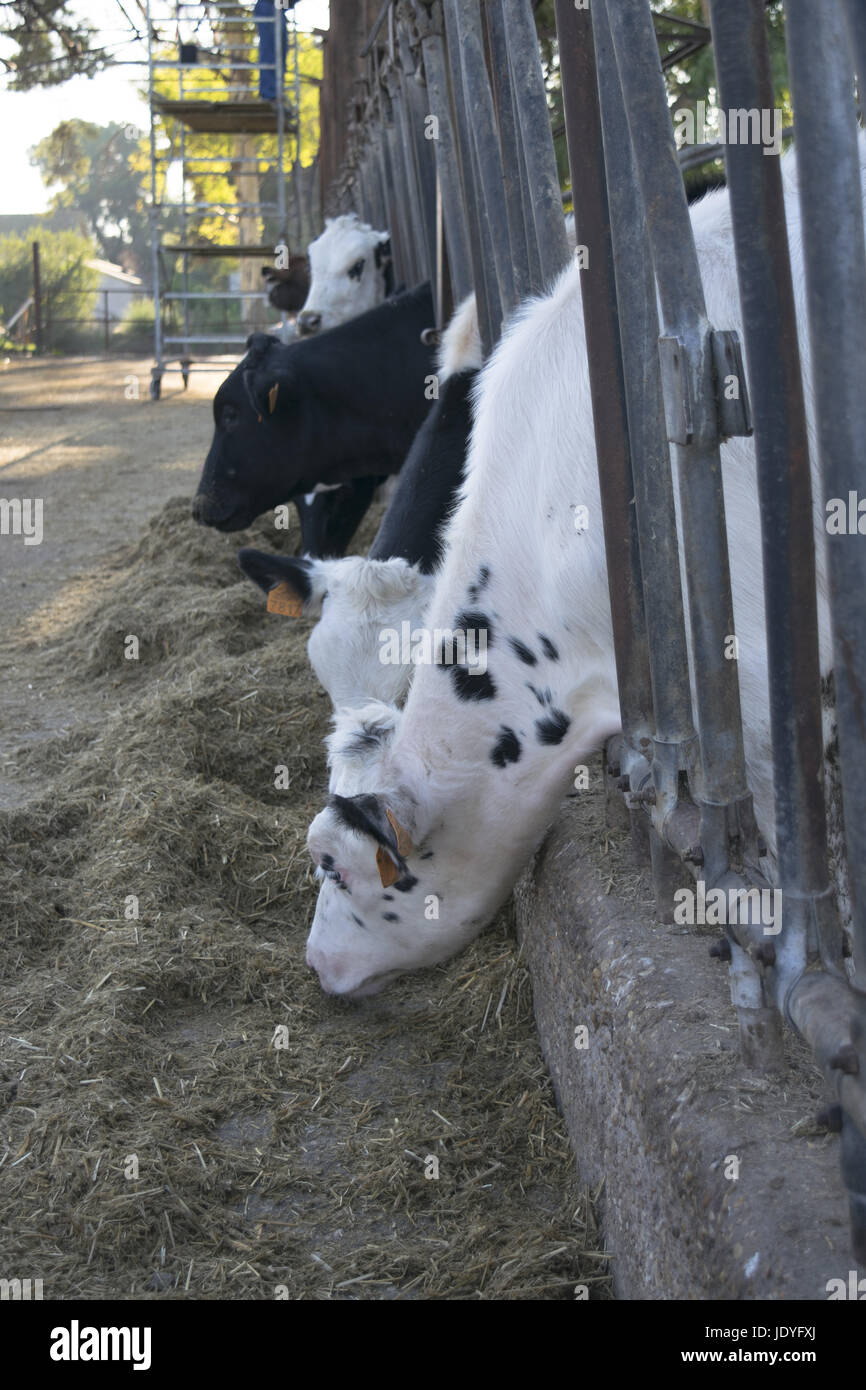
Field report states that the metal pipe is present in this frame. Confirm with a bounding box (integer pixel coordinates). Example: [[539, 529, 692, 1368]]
[[443, 0, 514, 325], [603, 0, 753, 891], [413, 13, 474, 304], [483, 0, 531, 302], [501, 0, 569, 289], [441, 0, 496, 351], [708, 0, 839, 991], [554, 0, 654, 757], [785, 0, 866, 980]]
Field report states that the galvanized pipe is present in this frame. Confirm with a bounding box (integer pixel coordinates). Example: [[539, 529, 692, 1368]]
[[785, 0, 866, 981], [443, 0, 515, 326], [707, 0, 839, 990], [603, 0, 752, 889], [554, 0, 655, 757], [483, 0, 531, 302], [441, 0, 497, 351], [501, 0, 570, 288], [414, 19, 474, 304]]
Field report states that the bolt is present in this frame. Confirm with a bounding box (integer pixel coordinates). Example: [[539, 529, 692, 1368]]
[[606, 762, 621, 779], [617, 775, 630, 792], [816, 1103, 843, 1133], [709, 938, 732, 962], [754, 942, 776, 968], [843, 937, 853, 958], [631, 785, 657, 805], [830, 1044, 860, 1076], [683, 844, 704, 866], [756, 835, 768, 857]]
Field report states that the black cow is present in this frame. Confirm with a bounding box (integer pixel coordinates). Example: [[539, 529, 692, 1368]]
[[193, 283, 435, 533], [367, 367, 477, 571], [261, 257, 311, 314]]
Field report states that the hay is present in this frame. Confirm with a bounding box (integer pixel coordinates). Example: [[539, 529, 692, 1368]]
[[0, 497, 612, 1300]]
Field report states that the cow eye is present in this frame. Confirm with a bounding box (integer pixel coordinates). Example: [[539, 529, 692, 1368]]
[[347, 258, 365, 281]]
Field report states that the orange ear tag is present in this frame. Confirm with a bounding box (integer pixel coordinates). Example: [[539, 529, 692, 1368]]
[[266, 581, 304, 617], [376, 846, 399, 888], [268, 382, 279, 413], [385, 808, 414, 858]]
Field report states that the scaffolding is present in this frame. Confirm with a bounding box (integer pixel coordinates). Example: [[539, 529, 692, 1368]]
[[145, 0, 300, 398]]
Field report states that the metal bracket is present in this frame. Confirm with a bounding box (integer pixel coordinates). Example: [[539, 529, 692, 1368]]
[[711, 328, 753, 440], [658, 335, 693, 444], [659, 330, 753, 446]]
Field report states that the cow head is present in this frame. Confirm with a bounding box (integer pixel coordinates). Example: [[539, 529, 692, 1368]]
[[192, 333, 313, 531], [297, 214, 393, 336], [237, 548, 434, 710]]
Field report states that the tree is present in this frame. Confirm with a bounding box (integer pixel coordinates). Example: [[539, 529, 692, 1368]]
[[0, 0, 108, 89], [0, 228, 99, 349], [30, 121, 152, 275]]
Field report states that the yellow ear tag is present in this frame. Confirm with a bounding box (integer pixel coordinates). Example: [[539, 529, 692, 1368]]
[[376, 846, 399, 888], [268, 382, 279, 413], [266, 581, 304, 617]]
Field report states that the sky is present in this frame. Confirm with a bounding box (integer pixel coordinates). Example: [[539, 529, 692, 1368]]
[[0, 0, 329, 215]]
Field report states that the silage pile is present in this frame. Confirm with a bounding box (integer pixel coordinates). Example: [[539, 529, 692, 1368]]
[[0, 498, 611, 1300]]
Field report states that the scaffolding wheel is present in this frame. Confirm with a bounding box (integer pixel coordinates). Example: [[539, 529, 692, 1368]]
[[149, 372, 162, 401]]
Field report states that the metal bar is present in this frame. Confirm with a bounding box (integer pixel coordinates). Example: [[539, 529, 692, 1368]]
[[501, 0, 569, 289], [483, 0, 530, 302], [604, 0, 752, 891], [785, 0, 866, 981], [441, 0, 495, 351], [586, 0, 698, 925], [146, 0, 164, 378], [554, 0, 654, 758], [708, 0, 838, 997], [415, 19, 473, 304], [362, 0, 394, 58], [443, 0, 512, 335], [31, 242, 43, 356]]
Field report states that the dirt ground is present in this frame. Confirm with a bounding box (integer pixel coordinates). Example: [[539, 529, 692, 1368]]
[[0, 354, 611, 1300]]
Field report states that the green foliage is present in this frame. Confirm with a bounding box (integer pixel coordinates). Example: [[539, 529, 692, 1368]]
[[0, 229, 99, 349], [30, 121, 152, 277], [0, 0, 108, 89]]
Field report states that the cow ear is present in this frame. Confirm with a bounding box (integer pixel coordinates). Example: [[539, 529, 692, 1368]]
[[237, 549, 315, 617], [327, 792, 414, 886], [374, 236, 394, 297]]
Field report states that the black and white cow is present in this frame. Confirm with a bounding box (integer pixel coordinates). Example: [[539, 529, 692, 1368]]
[[296, 213, 394, 338], [192, 284, 435, 533], [237, 294, 482, 711], [300, 137, 851, 997]]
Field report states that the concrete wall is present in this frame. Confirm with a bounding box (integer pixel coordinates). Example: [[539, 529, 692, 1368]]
[[513, 774, 860, 1300]]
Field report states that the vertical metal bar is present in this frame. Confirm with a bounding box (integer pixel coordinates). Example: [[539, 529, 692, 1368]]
[[441, 0, 495, 351], [501, 0, 569, 288], [587, 0, 698, 920], [603, 0, 752, 890], [784, 0, 866, 981], [415, 18, 474, 303], [146, 0, 164, 380], [553, 0, 654, 760], [708, 0, 838, 987], [397, 16, 438, 290], [443, 0, 514, 327], [483, 0, 531, 301], [31, 241, 42, 356]]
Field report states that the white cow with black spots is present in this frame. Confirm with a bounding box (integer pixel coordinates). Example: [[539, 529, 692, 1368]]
[[302, 138, 855, 997]]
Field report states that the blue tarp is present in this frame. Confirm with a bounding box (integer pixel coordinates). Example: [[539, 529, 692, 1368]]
[[254, 0, 287, 102]]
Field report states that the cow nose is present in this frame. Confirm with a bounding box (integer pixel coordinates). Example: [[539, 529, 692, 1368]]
[[297, 310, 321, 336], [192, 493, 230, 527]]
